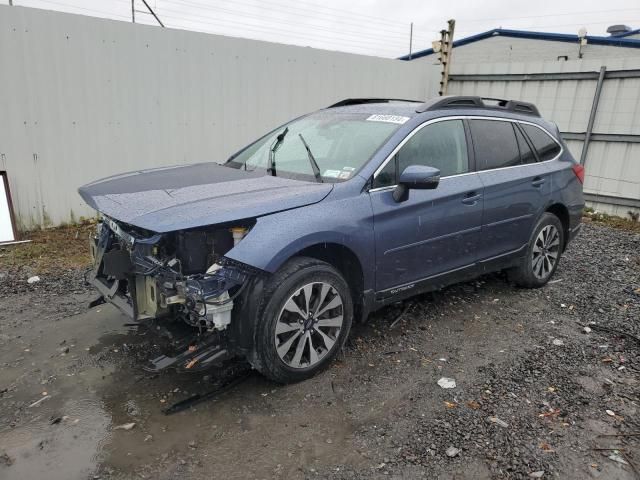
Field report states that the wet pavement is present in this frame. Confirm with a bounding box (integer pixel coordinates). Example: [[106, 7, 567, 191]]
[[0, 221, 638, 479]]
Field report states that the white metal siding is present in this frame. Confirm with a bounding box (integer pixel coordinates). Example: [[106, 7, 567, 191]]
[[448, 58, 640, 213], [0, 5, 440, 229]]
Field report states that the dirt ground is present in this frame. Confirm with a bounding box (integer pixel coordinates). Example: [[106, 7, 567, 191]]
[[0, 220, 638, 480]]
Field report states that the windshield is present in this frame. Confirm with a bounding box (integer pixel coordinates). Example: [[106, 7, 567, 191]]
[[225, 112, 403, 182]]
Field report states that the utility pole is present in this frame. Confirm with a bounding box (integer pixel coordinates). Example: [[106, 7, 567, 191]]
[[408, 23, 413, 60], [437, 19, 455, 96], [141, 0, 164, 27], [131, 0, 165, 27]]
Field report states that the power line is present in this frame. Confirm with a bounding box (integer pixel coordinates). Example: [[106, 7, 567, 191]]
[[25, 0, 640, 59], [15, 0, 435, 54], [165, 0, 421, 38], [150, 10, 407, 54], [149, 5, 417, 52], [19, 0, 413, 54], [548, 19, 640, 29], [214, 0, 413, 29], [163, 0, 422, 42], [454, 7, 640, 24], [157, 1, 640, 47], [158, 0, 419, 46], [480, 19, 640, 31], [212, 0, 411, 33], [18, 0, 420, 56], [21, 0, 131, 20]]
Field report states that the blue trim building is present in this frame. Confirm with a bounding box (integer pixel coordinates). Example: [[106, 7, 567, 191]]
[[400, 28, 640, 61]]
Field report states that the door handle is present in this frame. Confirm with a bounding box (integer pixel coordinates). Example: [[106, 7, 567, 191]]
[[462, 192, 482, 205], [532, 176, 546, 187]]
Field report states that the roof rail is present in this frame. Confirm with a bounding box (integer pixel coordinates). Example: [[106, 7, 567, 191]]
[[416, 95, 541, 117], [328, 98, 423, 108]]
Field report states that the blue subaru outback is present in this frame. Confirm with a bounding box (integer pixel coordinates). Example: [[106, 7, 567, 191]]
[[80, 96, 585, 383]]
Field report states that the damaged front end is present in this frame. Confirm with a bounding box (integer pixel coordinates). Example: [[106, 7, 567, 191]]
[[87, 216, 259, 371]]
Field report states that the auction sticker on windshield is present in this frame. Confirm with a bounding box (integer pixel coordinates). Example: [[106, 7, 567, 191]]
[[366, 114, 410, 125], [323, 169, 342, 178]]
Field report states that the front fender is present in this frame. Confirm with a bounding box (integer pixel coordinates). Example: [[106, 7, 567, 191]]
[[225, 193, 376, 292]]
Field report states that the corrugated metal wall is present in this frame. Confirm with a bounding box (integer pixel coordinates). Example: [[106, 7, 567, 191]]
[[0, 5, 440, 229], [448, 57, 640, 216]]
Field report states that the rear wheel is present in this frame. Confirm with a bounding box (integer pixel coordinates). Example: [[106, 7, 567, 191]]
[[509, 212, 564, 288], [252, 257, 353, 383]]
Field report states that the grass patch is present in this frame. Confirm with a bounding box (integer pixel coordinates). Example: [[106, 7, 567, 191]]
[[583, 207, 640, 233], [0, 221, 94, 273]]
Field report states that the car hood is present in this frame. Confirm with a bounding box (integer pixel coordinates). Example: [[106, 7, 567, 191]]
[[78, 162, 333, 232]]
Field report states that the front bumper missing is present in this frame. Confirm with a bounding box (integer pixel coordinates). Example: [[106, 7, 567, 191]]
[[86, 270, 135, 319], [86, 218, 261, 372], [87, 220, 138, 319], [145, 335, 232, 372]]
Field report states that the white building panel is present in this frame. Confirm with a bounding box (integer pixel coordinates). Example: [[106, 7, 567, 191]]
[[448, 58, 640, 214]]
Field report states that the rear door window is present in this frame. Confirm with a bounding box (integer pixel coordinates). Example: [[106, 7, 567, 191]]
[[469, 120, 520, 170], [521, 124, 561, 161]]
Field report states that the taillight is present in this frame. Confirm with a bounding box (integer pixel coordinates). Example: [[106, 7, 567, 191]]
[[572, 164, 585, 184]]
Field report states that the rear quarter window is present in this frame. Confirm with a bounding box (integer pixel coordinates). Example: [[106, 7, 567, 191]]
[[514, 124, 537, 164], [521, 124, 562, 161]]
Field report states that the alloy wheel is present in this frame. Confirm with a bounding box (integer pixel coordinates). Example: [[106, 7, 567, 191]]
[[532, 224, 560, 280], [274, 282, 344, 369]]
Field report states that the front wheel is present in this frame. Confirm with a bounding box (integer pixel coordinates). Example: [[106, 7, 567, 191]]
[[509, 212, 564, 288], [252, 257, 353, 383]]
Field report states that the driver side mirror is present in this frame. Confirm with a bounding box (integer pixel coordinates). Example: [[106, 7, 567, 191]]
[[393, 165, 440, 202]]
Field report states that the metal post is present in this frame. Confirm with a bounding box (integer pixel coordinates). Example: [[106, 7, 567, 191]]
[[131, 0, 135, 23], [580, 65, 606, 165], [8, 0, 13, 5], [408, 23, 413, 60]]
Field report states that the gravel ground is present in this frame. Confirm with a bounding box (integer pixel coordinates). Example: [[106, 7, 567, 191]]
[[0, 221, 638, 480]]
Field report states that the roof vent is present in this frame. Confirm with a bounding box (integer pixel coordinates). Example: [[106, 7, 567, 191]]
[[606, 24, 632, 36]]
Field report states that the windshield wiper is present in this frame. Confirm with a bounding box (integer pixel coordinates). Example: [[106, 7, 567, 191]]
[[267, 127, 288, 177], [298, 134, 323, 183]]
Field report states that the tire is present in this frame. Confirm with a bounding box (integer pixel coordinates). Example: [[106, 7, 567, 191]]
[[509, 212, 565, 288], [252, 256, 353, 383]]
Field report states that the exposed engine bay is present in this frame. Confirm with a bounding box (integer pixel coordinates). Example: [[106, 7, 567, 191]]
[[87, 216, 259, 371]]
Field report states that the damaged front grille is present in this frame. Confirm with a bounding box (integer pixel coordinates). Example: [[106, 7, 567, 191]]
[[88, 216, 256, 332]]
